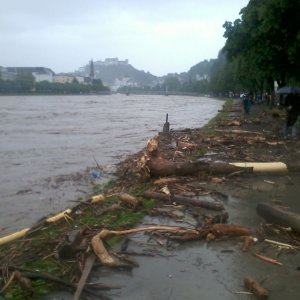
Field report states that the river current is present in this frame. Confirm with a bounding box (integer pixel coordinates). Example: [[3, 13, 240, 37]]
[[0, 94, 223, 235]]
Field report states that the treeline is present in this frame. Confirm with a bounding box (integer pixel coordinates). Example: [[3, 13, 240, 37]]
[[214, 0, 300, 95], [0, 73, 110, 94]]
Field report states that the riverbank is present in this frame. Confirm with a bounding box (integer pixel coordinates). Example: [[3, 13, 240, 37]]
[[1, 99, 300, 299]]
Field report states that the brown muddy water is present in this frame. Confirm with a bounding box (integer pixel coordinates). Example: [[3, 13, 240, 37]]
[[43, 173, 300, 300], [0, 94, 223, 235]]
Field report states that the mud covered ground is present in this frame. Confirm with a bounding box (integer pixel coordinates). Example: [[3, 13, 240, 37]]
[[1, 100, 300, 299]]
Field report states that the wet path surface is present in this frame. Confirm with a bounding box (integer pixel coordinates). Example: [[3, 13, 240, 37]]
[[43, 173, 300, 300], [0, 94, 222, 235], [96, 174, 300, 300]]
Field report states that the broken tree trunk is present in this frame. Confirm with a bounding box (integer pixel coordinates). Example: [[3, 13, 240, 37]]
[[146, 157, 252, 177], [244, 276, 269, 299], [256, 202, 300, 233], [143, 137, 252, 176], [143, 191, 224, 211], [146, 156, 209, 176]]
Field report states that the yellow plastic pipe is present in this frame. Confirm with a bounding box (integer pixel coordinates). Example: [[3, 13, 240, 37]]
[[229, 162, 287, 173]]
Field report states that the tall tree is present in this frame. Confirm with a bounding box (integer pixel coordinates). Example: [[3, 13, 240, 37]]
[[223, 0, 300, 89]]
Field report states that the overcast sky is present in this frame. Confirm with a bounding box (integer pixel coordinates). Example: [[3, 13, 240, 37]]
[[0, 0, 249, 76]]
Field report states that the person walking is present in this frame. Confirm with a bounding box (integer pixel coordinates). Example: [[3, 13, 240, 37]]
[[241, 93, 251, 115], [283, 94, 300, 140]]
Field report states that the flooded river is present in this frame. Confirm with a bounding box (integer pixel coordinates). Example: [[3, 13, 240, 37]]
[[0, 94, 223, 235]]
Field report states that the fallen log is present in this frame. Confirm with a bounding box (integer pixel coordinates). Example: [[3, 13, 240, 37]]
[[146, 157, 252, 177], [143, 191, 224, 211], [256, 202, 300, 233], [244, 276, 269, 299], [146, 156, 209, 176]]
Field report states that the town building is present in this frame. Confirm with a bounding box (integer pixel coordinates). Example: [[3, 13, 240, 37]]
[[53, 74, 74, 84]]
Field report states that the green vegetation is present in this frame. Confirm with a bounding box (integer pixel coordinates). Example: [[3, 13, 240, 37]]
[[219, 0, 300, 93]]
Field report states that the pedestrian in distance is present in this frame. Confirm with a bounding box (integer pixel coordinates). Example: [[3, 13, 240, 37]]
[[241, 93, 251, 115], [283, 93, 300, 140]]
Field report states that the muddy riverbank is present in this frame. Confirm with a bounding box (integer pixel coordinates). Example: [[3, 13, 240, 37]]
[[1, 99, 300, 299]]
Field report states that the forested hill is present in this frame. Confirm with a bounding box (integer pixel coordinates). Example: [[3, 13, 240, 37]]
[[76, 63, 158, 86], [187, 59, 215, 80]]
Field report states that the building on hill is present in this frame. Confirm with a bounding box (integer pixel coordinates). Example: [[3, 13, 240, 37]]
[[74, 58, 158, 90], [94, 58, 129, 66], [0, 67, 54, 82]]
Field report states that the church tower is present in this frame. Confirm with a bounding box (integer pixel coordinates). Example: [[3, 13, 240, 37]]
[[89, 59, 95, 82]]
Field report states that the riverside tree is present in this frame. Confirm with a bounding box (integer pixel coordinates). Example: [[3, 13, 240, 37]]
[[222, 0, 300, 91]]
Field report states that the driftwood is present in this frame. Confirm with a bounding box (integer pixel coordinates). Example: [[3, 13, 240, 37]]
[[143, 191, 224, 211], [73, 254, 96, 300], [153, 177, 179, 185], [146, 156, 209, 176], [91, 226, 199, 266], [2, 269, 106, 299], [0, 209, 72, 246], [177, 141, 199, 150], [119, 193, 140, 208], [90, 193, 106, 203], [244, 276, 269, 299], [264, 239, 299, 250], [146, 156, 252, 177], [208, 224, 251, 237], [253, 252, 283, 266], [142, 137, 252, 177], [170, 224, 251, 241], [256, 202, 300, 233], [242, 236, 253, 252]]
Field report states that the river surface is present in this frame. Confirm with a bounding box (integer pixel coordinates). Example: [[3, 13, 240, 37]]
[[0, 94, 223, 235]]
